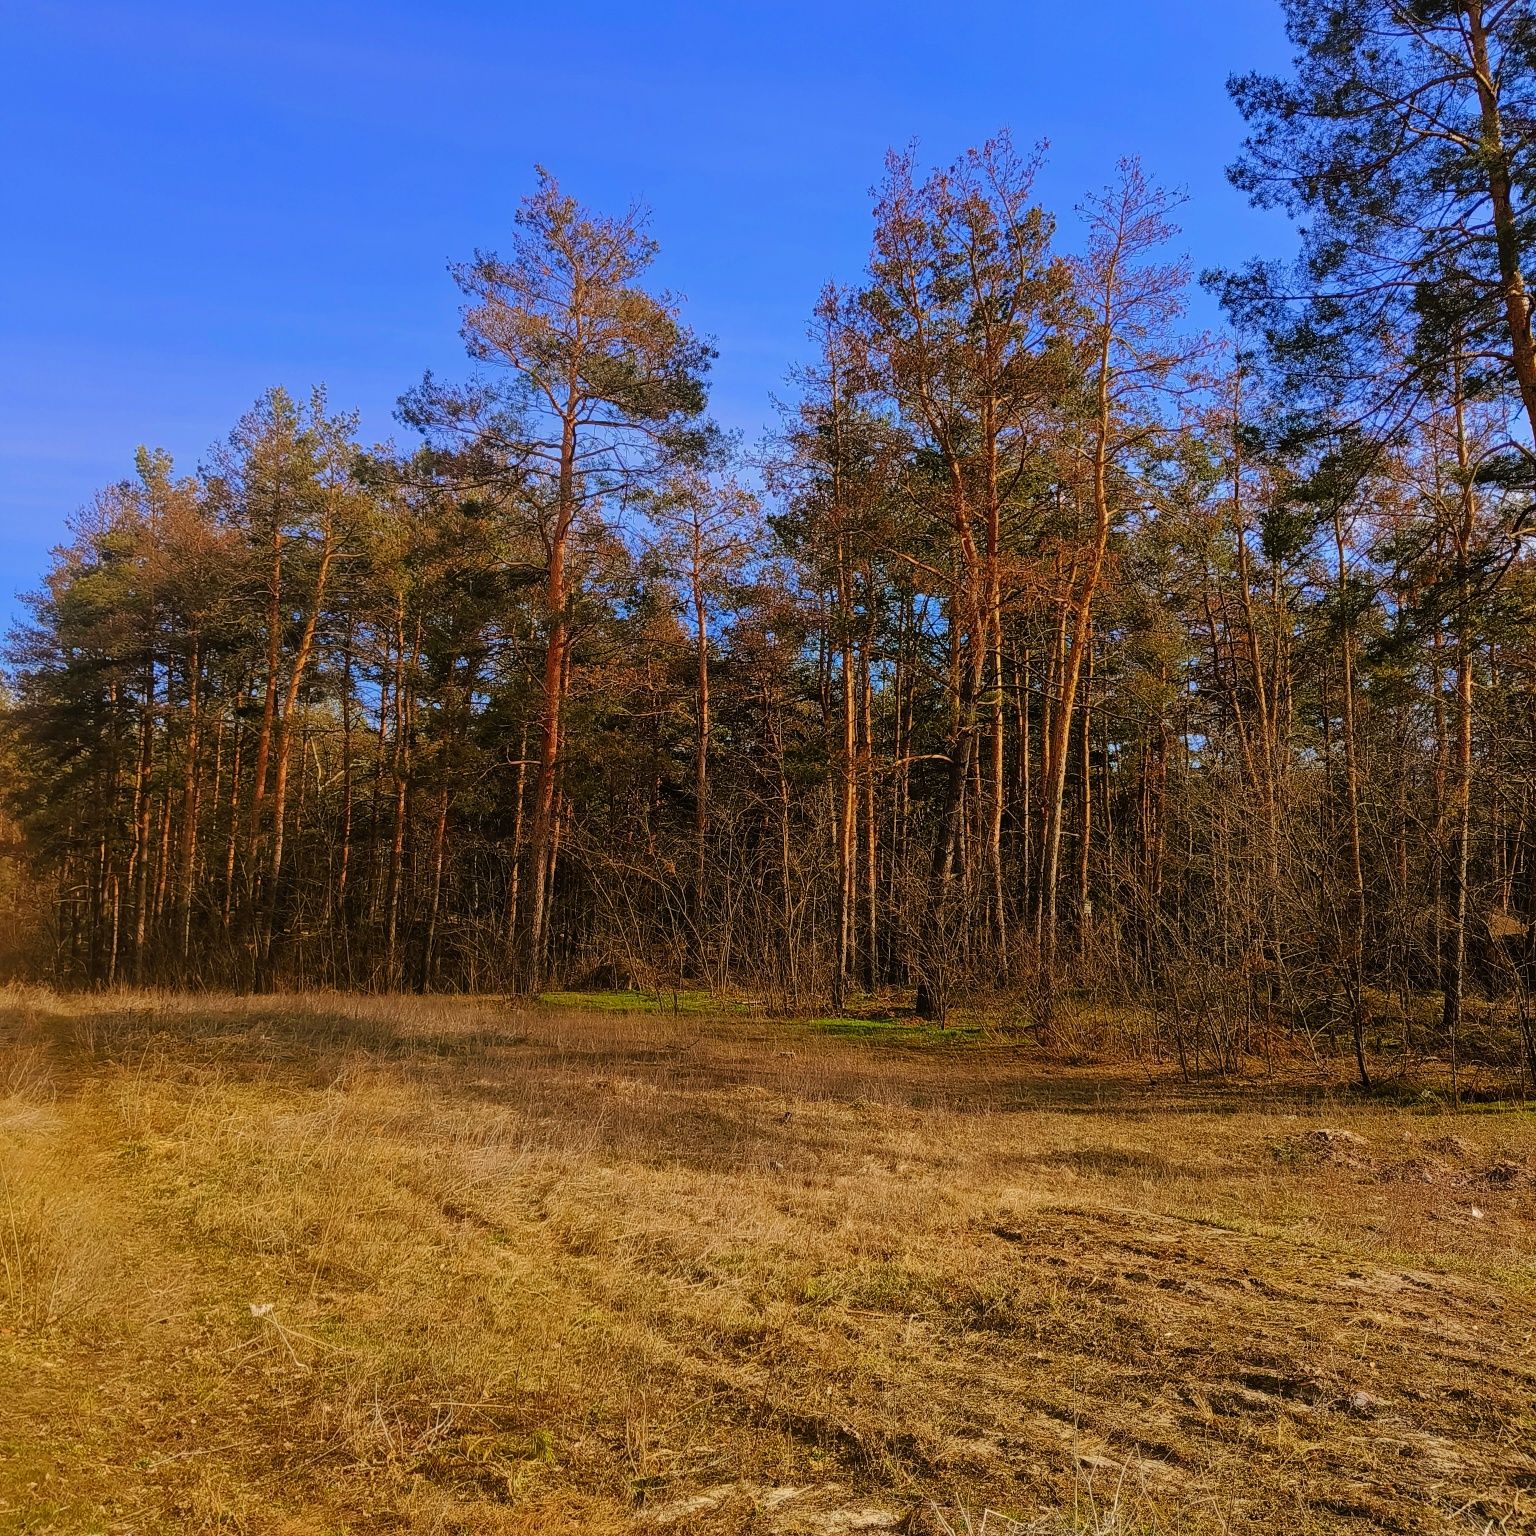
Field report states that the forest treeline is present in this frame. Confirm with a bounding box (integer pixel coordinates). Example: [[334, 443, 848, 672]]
[[4, 2, 1536, 1082]]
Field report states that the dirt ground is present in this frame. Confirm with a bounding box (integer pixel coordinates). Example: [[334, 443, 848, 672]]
[[1, 988, 1533, 1534]]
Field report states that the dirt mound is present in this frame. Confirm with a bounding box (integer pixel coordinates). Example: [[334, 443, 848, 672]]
[[1479, 1158, 1531, 1189], [1376, 1155, 1454, 1186], [1298, 1131, 1532, 1194], [1295, 1127, 1371, 1165]]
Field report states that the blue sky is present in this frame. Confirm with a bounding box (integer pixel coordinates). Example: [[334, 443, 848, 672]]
[[1, 1, 1294, 624]]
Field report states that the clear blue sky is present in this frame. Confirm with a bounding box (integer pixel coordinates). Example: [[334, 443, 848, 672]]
[[1, 1, 1294, 624]]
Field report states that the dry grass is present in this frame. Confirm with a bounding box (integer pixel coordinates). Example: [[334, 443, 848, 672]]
[[0, 986, 1533, 1534]]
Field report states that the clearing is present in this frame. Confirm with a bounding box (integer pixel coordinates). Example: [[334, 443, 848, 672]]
[[1, 989, 1533, 1534]]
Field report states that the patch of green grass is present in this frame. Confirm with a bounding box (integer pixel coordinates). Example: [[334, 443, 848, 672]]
[[803, 1014, 985, 1046]]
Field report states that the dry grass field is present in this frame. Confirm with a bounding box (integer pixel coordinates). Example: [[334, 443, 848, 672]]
[[1, 987, 1533, 1535]]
